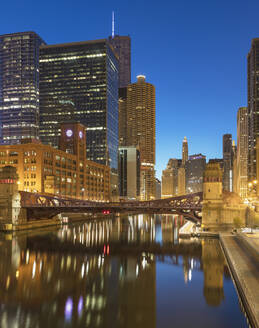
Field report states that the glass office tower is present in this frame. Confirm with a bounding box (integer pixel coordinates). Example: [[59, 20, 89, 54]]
[[0, 32, 45, 144], [108, 35, 131, 88], [39, 39, 119, 169]]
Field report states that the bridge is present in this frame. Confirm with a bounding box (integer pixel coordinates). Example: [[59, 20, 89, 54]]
[[20, 191, 203, 222]]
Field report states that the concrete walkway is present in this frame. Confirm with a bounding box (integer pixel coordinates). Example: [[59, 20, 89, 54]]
[[179, 221, 195, 236], [220, 233, 259, 328]]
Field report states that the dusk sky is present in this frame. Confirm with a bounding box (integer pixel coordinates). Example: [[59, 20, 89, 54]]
[[1, 0, 259, 178]]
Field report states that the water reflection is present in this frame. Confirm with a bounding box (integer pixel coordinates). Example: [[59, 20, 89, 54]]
[[0, 214, 248, 328]]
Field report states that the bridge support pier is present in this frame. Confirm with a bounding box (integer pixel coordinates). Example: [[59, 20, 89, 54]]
[[0, 166, 27, 231], [202, 163, 246, 231]]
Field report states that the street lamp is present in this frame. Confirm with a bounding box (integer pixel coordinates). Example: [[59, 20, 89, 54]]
[[81, 188, 85, 200]]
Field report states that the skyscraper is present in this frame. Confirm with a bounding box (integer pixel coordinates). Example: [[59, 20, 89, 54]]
[[237, 107, 248, 198], [247, 39, 259, 181], [177, 167, 186, 195], [0, 31, 45, 144], [118, 146, 140, 199], [108, 35, 131, 88], [126, 75, 155, 200], [223, 134, 233, 191], [118, 87, 127, 146], [185, 154, 206, 193], [182, 136, 188, 165], [178, 136, 188, 195], [161, 166, 174, 198], [39, 39, 119, 169], [161, 159, 181, 198]]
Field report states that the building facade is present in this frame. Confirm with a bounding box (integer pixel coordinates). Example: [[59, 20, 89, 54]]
[[247, 39, 259, 182], [39, 39, 119, 169], [108, 35, 131, 88], [177, 166, 186, 195], [223, 134, 233, 192], [0, 123, 110, 201], [118, 146, 140, 199], [0, 32, 45, 144], [182, 136, 188, 165], [161, 159, 181, 198], [126, 75, 156, 200], [186, 154, 206, 193], [208, 158, 224, 170], [177, 136, 188, 195], [237, 107, 248, 198], [118, 87, 127, 146], [161, 167, 174, 198]]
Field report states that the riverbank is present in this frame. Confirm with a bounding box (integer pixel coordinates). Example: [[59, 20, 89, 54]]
[[0, 218, 61, 231], [220, 233, 259, 328]]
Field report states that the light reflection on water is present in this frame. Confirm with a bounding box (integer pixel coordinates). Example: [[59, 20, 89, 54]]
[[0, 214, 249, 328]]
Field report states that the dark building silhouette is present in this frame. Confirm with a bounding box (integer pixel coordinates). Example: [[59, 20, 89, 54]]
[[0, 32, 45, 144], [223, 134, 233, 191]]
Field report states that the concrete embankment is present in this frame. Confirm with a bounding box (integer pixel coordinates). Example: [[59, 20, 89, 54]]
[[179, 222, 218, 238], [220, 233, 259, 328]]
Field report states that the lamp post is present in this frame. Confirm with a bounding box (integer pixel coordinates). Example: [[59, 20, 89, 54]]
[[81, 188, 85, 200]]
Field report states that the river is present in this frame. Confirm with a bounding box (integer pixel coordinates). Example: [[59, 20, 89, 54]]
[[0, 214, 249, 327]]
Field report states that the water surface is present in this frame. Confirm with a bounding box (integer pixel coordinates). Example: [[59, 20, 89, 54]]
[[0, 214, 249, 327]]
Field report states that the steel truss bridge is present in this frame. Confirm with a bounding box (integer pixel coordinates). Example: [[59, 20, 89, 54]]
[[20, 191, 203, 222]]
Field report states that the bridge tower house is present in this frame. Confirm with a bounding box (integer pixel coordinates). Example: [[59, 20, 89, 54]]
[[0, 166, 24, 229], [202, 163, 224, 230]]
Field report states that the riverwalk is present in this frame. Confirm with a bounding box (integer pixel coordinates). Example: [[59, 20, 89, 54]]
[[220, 233, 259, 328]]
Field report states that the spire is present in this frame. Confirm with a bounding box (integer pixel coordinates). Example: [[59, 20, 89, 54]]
[[112, 11, 115, 38]]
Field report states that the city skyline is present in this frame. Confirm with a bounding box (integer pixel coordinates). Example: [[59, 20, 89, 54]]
[[1, 0, 259, 178]]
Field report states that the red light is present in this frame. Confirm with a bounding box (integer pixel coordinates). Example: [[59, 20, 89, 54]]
[[103, 245, 106, 254], [107, 245, 110, 255]]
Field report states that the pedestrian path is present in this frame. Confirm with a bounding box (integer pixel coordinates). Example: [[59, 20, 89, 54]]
[[220, 233, 259, 328]]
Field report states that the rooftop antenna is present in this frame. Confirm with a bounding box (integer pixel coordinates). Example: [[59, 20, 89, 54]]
[[112, 11, 115, 38]]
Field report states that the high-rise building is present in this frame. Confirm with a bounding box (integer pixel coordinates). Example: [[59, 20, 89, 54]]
[[118, 146, 140, 199], [232, 140, 238, 194], [126, 75, 155, 200], [39, 39, 119, 169], [247, 39, 259, 181], [177, 136, 188, 195], [0, 31, 45, 144], [177, 166, 186, 195], [237, 107, 248, 198], [108, 35, 131, 88], [186, 154, 206, 193], [118, 87, 127, 146], [161, 166, 174, 198], [223, 134, 233, 191], [161, 159, 181, 198], [182, 136, 188, 165]]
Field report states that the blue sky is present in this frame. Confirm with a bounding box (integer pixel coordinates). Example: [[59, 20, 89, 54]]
[[1, 0, 259, 178]]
